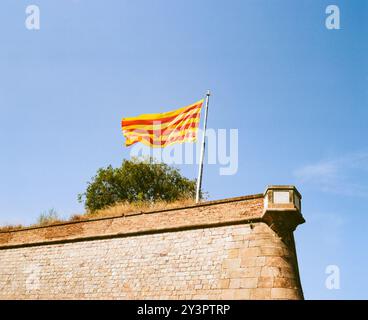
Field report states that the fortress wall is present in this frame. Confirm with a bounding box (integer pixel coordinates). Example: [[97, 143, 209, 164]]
[[0, 187, 305, 300]]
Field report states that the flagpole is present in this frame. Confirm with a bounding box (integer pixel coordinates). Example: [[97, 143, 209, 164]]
[[196, 90, 211, 203]]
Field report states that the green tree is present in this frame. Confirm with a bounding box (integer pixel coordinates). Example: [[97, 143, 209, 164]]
[[78, 157, 201, 212]]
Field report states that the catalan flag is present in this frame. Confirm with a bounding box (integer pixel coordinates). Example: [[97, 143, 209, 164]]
[[121, 99, 204, 147]]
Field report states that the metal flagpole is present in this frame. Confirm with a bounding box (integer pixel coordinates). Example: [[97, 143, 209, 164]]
[[195, 90, 211, 203]]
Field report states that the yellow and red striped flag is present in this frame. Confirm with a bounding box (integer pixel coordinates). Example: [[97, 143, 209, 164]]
[[121, 99, 204, 147]]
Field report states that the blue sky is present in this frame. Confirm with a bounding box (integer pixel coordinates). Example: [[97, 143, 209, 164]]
[[0, 0, 367, 299]]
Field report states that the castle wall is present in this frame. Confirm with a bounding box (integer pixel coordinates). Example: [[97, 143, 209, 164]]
[[0, 188, 305, 300]]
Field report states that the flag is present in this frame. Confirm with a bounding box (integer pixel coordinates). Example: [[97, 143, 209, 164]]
[[121, 99, 204, 147]]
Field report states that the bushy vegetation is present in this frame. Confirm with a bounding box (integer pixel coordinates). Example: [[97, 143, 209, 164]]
[[78, 157, 201, 213], [36, 208, 60, 226]]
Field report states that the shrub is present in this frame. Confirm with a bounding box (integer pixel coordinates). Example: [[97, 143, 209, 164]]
[[37, 208, 60, 226], [78, 157, 202, 213]]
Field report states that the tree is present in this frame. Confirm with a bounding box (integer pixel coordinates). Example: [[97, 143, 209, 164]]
[[78, 157, 201, 212]]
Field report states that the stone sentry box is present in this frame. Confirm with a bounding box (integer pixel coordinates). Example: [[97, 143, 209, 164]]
[[263, 185, 305, 232], [0, 185, 305, 300]]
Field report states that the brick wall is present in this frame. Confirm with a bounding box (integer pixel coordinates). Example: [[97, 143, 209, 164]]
[[0, 189, 305, 300]]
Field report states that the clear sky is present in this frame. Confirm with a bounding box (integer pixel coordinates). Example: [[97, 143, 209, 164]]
[[0, 0, 367, 299]]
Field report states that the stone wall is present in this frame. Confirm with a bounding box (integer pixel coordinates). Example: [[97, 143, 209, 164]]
[[0, 186, 305, 300]]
